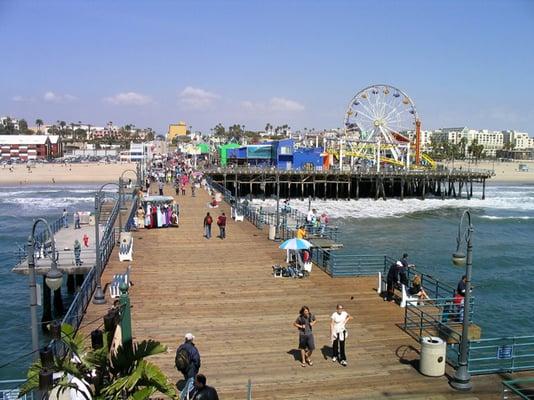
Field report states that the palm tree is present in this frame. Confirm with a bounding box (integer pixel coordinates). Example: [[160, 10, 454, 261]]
[[35, 119, 44, 133], [20, 323, 176, 400]]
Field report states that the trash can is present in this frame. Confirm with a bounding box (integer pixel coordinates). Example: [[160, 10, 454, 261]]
[[268, 224, 276, 240], [420, 336, 446, 377]]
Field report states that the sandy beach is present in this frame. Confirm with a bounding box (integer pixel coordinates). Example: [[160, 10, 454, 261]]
[[1, 160, 534, 185], [0, 162, 140, 185], [441, 160, 534, 184]]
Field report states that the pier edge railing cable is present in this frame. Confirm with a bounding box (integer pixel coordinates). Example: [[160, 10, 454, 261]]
[[62, 196, 127, 331], [0, 379, 33, 400]]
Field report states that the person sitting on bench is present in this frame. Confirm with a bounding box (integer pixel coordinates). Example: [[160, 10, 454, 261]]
[[408, 275, 429, 300]]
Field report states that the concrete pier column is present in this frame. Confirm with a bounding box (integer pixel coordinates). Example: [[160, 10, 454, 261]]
[[53, 287, 64, 318]]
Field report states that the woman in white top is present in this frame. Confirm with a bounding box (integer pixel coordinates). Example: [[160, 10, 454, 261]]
[[330, 304, 353, 366]]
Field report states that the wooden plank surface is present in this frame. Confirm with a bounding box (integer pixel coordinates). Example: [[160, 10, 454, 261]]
[[80, 184, 510, 399]]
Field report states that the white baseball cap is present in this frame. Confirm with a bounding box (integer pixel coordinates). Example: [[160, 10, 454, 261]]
[[184, 333, 195, 341]]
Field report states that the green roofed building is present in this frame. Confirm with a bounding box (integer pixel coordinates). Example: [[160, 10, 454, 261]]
[[219, 143, 240, 166], [197, 143, 210, 154]]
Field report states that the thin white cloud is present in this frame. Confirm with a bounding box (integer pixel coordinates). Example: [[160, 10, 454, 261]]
[[12, 95, 34, 103], [43, 91, 77, 103], [103, 92, 153, 106], [269, 97, 305, 112], [179, 86, 220, 109], [240, 97, 305, 113]]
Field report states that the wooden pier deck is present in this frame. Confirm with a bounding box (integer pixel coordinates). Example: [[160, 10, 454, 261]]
[[80, 185, 507, 399]]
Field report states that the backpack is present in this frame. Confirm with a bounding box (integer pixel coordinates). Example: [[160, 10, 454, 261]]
[[206, 216, 212, 225], [175, 347, 190, 372]]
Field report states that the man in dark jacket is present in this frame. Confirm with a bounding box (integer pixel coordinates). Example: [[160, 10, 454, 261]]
[[191, 374, 219, 400], [386, 261, 403, 302], [177, 333, 201, 380]]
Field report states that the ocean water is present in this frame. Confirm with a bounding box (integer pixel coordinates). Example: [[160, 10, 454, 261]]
[[0, 185, 97, 380], [1, 183, 533, 380]]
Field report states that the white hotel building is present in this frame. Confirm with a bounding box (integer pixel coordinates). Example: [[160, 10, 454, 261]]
[[423, 127, 532, 157]]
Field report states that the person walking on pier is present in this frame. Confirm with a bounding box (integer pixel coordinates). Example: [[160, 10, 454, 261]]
[[73, 239, 82, 266], [175, 333, 201, 381], [62, 209, 68, 228], [330, 304, 352, 366], [294, 306, 316, 367], [74, 211, 81, 229], [203, 212, 213, 239], [216, 212, 226, 239]]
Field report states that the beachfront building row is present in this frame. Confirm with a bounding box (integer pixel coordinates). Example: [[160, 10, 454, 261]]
[[119, 139, 169, 162], [418, 127, 533, 157], [0, 135, 62, 161]]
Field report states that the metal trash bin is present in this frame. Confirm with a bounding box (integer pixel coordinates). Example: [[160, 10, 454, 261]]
[[420, 336, 446, 377], [268, 225, 276, 240]]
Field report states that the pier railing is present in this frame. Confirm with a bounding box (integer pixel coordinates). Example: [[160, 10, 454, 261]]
[[502, 378, 534, 399], [62, 199, 120, 331], [0, 379, 33, 400], [206, 178, 339, 241], [14, 215, 64, 265], [468, 336, 534, 375], [205, 166, 494, 178], [125, 195, 140, 232]]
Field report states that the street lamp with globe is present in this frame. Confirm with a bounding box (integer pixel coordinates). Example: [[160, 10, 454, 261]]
[[450, 210, 474, 391]]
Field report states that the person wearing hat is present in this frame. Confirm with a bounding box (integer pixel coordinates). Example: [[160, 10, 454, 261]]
[[176, 333, 201, 381]]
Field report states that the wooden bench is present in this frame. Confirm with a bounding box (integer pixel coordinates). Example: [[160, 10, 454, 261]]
[[377, 272, 415, 307], [109, 265, 132, 299], [231, 206, 244, 222], [118, 232, 133, 262]]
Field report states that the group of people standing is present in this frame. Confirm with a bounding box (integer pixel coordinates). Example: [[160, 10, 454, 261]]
[[293, 304, 353, 368]]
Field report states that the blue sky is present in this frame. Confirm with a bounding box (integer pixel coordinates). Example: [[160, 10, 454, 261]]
[[1, 0, 533, 135]]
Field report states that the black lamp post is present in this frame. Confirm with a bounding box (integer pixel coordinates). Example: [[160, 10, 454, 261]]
[[92, 182, 120, 304], [27, 218, 64, 359], [450, 210, 474, 391]]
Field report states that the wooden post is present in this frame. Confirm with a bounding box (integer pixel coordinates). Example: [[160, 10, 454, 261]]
[[356, 178, 360, 200], [400, 177, 405, 200], [347, 178, 351, 200], [482, 179, 486, 200], [375, 177, 380, 200], [421, 178, 426, 200]]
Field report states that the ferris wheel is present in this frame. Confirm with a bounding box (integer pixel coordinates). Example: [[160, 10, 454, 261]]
[[344, 84, 418, 164]]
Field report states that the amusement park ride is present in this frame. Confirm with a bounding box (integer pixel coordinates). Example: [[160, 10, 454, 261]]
[[327, 84, 435, 171]]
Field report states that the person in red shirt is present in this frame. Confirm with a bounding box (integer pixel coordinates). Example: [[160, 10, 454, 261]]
[[203, 212, 213, 239], [216, 212, 227, 239]]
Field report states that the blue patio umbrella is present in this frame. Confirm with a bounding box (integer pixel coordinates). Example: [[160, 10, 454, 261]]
[[279, 238, 312, 250]]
